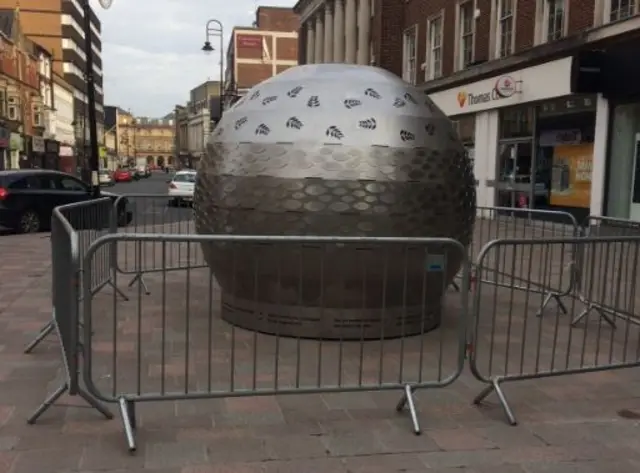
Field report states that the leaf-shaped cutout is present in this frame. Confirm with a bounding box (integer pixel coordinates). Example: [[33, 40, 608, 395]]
[[326, 126, 344, 139]]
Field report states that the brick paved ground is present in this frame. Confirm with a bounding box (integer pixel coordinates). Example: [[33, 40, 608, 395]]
[[2, 228, 640, 473]]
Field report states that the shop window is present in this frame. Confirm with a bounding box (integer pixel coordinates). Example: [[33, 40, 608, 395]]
[[536, 107, 596, 217], [452, 113, 476, 168], [499, 105, 534, 139]]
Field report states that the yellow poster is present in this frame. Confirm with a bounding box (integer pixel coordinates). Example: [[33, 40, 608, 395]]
[[550, 143, 593, 208]]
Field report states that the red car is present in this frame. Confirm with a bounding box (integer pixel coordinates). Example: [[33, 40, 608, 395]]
[[113, 168, 133, 182]]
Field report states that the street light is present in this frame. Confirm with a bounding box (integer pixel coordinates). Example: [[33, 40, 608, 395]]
[[201, 19, 224, 124], [82, 0, 112, 197]]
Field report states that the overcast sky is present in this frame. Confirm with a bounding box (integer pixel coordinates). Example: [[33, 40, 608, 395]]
[[100, 0, 297, 117]]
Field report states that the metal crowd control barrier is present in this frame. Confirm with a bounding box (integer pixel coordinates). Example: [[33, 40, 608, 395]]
[[111, 194, 205, 294], [23, 197, 125, 354], [470, 235, 640, 426], [452, 206, 579, 317], [572, 216, 640, 326], [27, 205, 113, 424], [82, 233, 470, 452]]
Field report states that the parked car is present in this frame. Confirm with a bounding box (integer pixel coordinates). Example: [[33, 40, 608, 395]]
[[0, 170, 133, 233], [167, 170, 196, 206], [98, 169, 115, 186], [136, 164, 151, 178], [113, 168, 133, 182]]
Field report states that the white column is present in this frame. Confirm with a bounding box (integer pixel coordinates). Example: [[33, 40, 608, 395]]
[[324, 3, 334, 62], [590, 94, 609, 217], [333, 0, 345, 62], [357, 0, 370, 65], [314, 14, 324, 63], [344, 0, 356, 63], [306, 21, 315, 64]]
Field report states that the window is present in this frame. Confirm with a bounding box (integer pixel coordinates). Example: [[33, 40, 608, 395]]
[[497, 0, 514, 58], [426, 14, 443, 80], [58, 177, 87, 192], [609, 0, 637, 21], [402, 26, 417, 84], [9, 176, 40, 189], [458, 1, 475, 69], [544, 0, 566, 41]]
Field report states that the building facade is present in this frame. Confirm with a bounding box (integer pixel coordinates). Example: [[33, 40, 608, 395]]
[[113, 110, 175, 168], [186, 80, 220, 166], [4, 0, 105, 142], [0, 10, 45, 170], [223, 6, 299, 107], [53, 75, 75, 173], [302, 0, 640, 223], [174, 104, 189, 168], [294, 0, 374, 65]]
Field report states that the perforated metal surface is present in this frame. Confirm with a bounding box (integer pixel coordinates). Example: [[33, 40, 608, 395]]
[[194, 64, 476, 339]]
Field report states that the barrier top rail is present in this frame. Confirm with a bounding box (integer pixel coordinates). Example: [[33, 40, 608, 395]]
[[84, 232, 469, 247], [476, 234, 640, 257]]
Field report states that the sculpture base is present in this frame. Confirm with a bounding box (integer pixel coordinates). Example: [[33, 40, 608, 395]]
[[220, 293, 442, 340]]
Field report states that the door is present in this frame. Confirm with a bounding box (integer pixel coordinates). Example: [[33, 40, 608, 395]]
[[629, 133, 640, 221], [53, 174, 92, 205], [494, 141, 535, 208]]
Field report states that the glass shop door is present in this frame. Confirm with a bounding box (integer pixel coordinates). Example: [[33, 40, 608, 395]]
[[495, 140, 537, 209]]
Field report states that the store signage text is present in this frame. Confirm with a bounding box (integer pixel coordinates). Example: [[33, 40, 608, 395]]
[[457, 75, 520, 108]]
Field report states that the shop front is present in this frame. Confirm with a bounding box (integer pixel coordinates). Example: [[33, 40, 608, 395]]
[[44, 139, 60, 170], [10, 133, 23, 169], [429, 56, 600, 222], [0, 126, 9, 170], [59, 144, 76, 174], [30, 136, 45, 168]]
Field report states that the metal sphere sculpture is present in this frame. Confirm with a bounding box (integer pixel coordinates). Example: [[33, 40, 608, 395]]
[[194, 64, 476, 340]]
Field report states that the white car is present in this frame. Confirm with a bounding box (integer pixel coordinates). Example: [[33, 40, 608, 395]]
[[98, 169, 114, 186], [168, 170, 196, 206]]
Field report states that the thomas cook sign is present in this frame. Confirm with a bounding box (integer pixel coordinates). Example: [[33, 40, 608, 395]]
[[457, 75, 521, 109]]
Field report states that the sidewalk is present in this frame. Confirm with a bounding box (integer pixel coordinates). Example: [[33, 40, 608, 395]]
[[1, 232, 640, 473]]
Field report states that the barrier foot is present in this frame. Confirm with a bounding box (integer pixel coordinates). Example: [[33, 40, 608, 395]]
[[127, 273, 150, 295], [27, 383, 68, 424], [93, 279, 129, 301], [449, 281, 460, 292], [572, 304, 616, 328], [535, 292, 568, 318], [118, 397, 137, 452], [78, 387, 114, 420], [473, 378, 517, 426], [27, 383, 114, 425], [395, 384, 421, 435], [24, 321, 55, 354]]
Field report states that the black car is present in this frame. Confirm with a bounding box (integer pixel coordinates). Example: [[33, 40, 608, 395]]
[[0, 169, 133, 233]]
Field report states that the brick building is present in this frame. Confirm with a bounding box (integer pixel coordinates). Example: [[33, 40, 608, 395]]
[[296, 0, 640, 223], [1, 0, 105, 151], [223, 6, 299, 107], [0, 9, 44, 170]]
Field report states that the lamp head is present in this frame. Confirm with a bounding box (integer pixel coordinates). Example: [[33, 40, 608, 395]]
[[202, 41, 214, 54]]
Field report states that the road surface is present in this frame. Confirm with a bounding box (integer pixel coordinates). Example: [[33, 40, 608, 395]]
[[109, 171, 193, 227]]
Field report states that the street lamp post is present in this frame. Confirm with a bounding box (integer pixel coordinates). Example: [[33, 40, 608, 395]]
[[82, 0, 112, 197], [201, 19, 224, 123]]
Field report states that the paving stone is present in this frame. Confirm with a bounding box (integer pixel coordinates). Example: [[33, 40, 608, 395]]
[[144, 442, 208, 469]]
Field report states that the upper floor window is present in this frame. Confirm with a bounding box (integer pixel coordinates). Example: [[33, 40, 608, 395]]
[[497, 0, 515, 58], [402, 25, 418, 84], [426, 14, 443, 80], [544, 0, 566, 41], [458, 1, 475, 69], [610, 0, 637, 21]]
